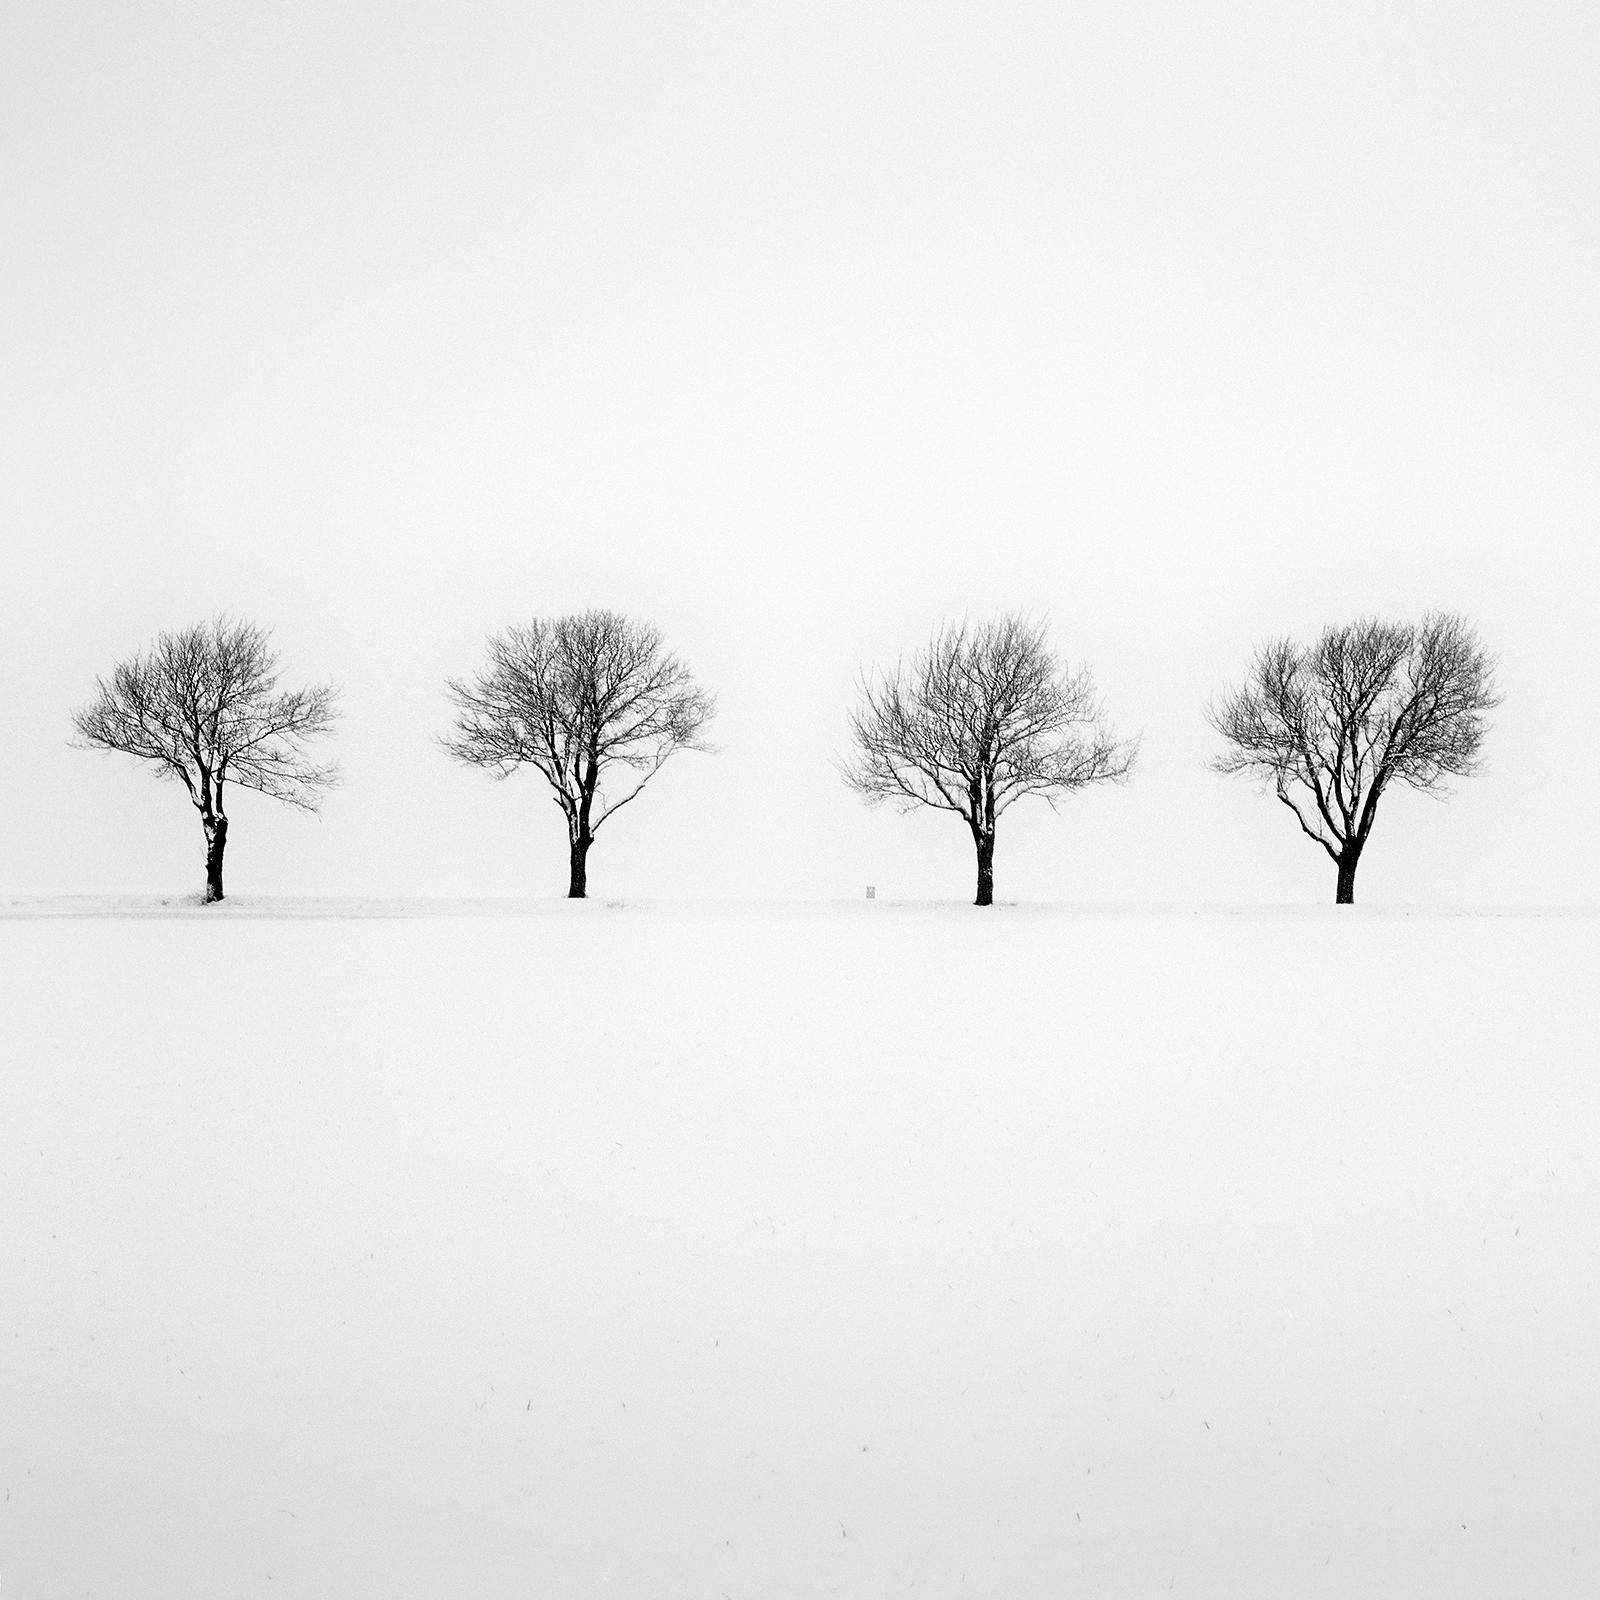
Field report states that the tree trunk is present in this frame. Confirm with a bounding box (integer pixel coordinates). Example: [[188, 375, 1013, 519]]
[[1335, 848, 1359, 905], [203, 814, 228, 904], [568, 830, 591, 899], [974, 831, 995, 907]]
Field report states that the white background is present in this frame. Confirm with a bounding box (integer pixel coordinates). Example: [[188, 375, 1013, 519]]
[[4, 0, 1597, 906]]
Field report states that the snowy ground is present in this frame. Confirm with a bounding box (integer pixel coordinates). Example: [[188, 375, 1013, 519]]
[[2, 899, 1597, 1599]]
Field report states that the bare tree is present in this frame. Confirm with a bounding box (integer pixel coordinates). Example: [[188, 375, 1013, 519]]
[[71, 618, 340, 903], [843, 614, 1137, 906], [1208, 612, 1501, 904], [442, 610, 716, 897]]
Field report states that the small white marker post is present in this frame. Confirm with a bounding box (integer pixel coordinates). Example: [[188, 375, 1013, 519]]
[[866, 886, 875, 900]]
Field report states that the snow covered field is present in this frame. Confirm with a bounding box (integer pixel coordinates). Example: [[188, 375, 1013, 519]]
[[3, 900, 1597, 1599]]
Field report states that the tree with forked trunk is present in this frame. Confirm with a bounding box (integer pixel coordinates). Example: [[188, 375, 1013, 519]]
[[842, 614, 1137, 905], [1207, 612, 1501, 904], [71, 617, 340, 902], [442, 610, 716, 898]]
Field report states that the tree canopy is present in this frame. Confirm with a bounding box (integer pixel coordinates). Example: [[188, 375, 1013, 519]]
[[1208, 611, 1500, 901], [843, 614, 1136, 903], [71, 616, 340, 899], [441, 609, 715, 896]]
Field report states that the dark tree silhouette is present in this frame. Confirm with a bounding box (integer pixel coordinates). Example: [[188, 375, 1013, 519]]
[[442, 610, 716, 897], [843, 614, 1136, 906], [1208, 612, 1500, 904], [71, 618, 340, 902]]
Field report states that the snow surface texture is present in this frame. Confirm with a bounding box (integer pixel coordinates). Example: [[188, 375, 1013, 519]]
[[3, 901, 1597, 1599]]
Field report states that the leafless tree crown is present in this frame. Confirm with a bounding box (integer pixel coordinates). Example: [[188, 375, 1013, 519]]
[[843, 614, 1137, 829], [1207, 611, 1501, 863], [71, 617, 341, 814], [441, 609, 716, 834]]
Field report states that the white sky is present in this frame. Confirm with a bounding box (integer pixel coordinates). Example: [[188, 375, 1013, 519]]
[[4, 0, 1597, 904]]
